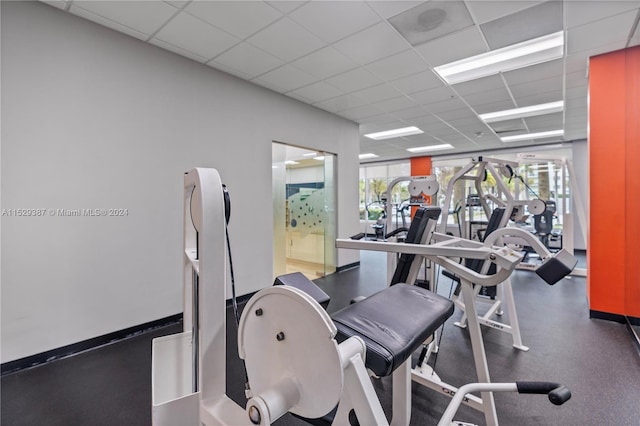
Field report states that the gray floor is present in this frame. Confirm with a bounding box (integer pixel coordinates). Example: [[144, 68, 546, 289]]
[[2, 251, 639, 425]]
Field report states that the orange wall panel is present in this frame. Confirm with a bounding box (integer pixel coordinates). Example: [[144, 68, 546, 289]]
[[410, 156, 432, 217], [624, 47, 640, 318], [588, 46, 640, 318]]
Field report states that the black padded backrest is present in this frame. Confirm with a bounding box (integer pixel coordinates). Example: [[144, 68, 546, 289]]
[[465, 207, 506, 274], [390, 206, 441, 285]]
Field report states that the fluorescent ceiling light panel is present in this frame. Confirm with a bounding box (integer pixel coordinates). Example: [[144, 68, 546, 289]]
[[407, 143, 453, 153], [434, 31, 564, 84], [501, 130, 563, 142], [364, 126, 423, 140], [479, 101, 564, 123], [303, 152, 318, 157], [359, 153, 379, 159], [284, 160, 299, 165], [314, 156, 325, 161]]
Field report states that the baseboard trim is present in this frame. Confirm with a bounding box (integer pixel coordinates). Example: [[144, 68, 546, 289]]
[[589, 310, 626, 323], [1, 313, 183, 376], [336, 261, 360, 273], [1, 292, 262, 376]]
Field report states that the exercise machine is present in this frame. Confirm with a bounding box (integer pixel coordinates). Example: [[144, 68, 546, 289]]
[[152, 168, 570, 425], [336, 207, 575, 425]]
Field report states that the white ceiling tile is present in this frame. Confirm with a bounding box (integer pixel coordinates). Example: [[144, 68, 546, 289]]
[[366, 1, 422, 19], [569, 41, 628, 72], [424, 97, 468, 113], [153, 12, 240, 59], [314, 93, 369, 112], [291, 46, 357, 80], [149, 38, 208, 62], [352, 83, 404, 104], [565, 70, 588, 88], [435, 107, 478, 121], [415, 26, 488, 66], [290, 81, 343, 103], [480, 1, 563, 50], [524, 112, 563, 130], [365, 50, 429, 81], [632, 16, 640, 46], [267, 1, 307, 14], [444, 116, 487, 128], [389, 70, 444, 95], [472, 99, 518, 114], [254, 64, 318, 92], [164, 1, 190, 9], [410, 86, 458, 105], [508, 75, 563, 99], [361, 120, 409, 134], [357, 113, 402, 124], [501, 58, 564, 86], [514, 91, 564, 107], [340, 103, 385, 121], [566, 97, 588, 110], [69, 5, 149, 41], [392, 106, 430, 120], [372, 96, 418, 113], [462, 87, 513, 108], [71, 1, 177, 36], [565, 52, 590, 75], [325, 67, 385, 92], [333, 22, 409, 65], [247, 17, 326, 62], [211, 42, 283, 78], [567, 10, 638, 54], [451, 74, 507, 96], [464, 1, 544, 25], [567, 1, 640, 29], [488, 118, 527, 134], [185, 1, 282, 39], [289, 1, 381, 44], [42, 1, 68, 10]]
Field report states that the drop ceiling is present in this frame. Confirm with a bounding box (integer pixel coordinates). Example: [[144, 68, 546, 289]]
[[42, 0, 640, 162]]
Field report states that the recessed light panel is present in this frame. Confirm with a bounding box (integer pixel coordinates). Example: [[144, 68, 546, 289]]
[[359, 153, 379, 159], [479, 101, 564, 123], [434, 31, 564, 84], [407, 144, 454, 153], [364, 126, 423, 140], [501, 130, 563, 143]]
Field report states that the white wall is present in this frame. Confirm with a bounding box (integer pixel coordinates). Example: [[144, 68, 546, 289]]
[[0, 1, 360, 363], [571, 139, 588, 250]]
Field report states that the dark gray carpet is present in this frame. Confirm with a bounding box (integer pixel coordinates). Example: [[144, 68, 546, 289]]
[[2, 251, 639, 425]]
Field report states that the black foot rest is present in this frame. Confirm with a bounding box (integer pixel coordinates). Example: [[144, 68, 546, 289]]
[[274, 272, 330, 309], [536, 249, 578, 285], [331, 284, 454, 377]]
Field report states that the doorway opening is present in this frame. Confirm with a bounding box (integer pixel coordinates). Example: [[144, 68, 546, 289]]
[[272, 142, 336, 280]]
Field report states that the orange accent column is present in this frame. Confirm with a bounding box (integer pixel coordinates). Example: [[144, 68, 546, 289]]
[[410, 156, 432, 217], [588, 46, 640, 319]]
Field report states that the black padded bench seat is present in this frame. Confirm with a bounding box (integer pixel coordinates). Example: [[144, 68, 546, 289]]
[[331, 284, 454, 377]]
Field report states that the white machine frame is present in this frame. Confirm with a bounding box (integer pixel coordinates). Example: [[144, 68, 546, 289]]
[[152, 168, 568, 426], [337, 233, 527, 425], [151, 168, 415, 426], [435, 155, 584, 350]]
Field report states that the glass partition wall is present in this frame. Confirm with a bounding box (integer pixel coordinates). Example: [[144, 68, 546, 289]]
[[272, 142, 336, 280]]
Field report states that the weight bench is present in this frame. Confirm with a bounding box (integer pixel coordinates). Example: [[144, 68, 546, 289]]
[[275, 272, 454, 425]]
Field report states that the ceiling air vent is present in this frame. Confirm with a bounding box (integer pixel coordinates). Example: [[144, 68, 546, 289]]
[[388, 1, 474, 47]]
